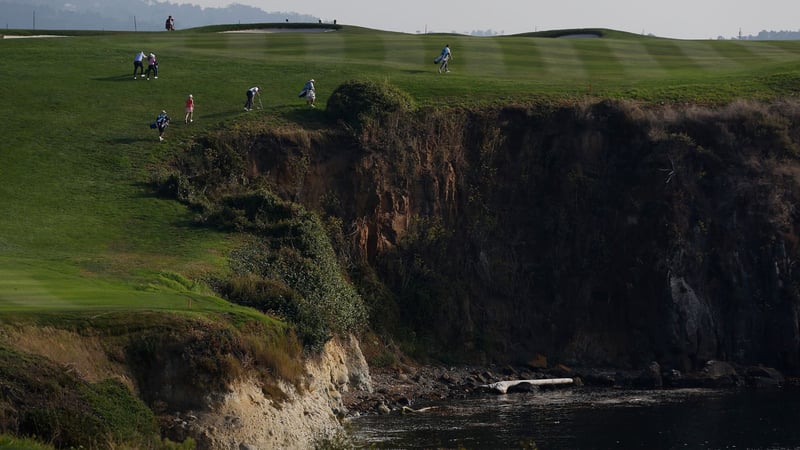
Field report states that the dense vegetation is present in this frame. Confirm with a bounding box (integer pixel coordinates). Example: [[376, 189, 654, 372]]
[[1, 23, 800, 447]]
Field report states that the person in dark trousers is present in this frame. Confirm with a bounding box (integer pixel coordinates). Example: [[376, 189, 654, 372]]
[[145, 53, 159, 80], [155, 110, 170, 141], [133, 51, 146, 79], [243, 86, 260, 111]]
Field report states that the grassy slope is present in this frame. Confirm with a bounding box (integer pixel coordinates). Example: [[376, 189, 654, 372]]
[[0, 24, 799, 313]]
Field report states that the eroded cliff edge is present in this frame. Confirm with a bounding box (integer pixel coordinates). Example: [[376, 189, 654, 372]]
[[1, 322, 370, 449], [181, 334, 370, 449], [177, 98, 800, 374]]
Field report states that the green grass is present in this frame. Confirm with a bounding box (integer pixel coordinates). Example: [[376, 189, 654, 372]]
[[0, 435, 54, 450], [1, 23, 799, 312]]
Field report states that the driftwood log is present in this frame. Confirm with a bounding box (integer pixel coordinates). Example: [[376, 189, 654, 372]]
[[483, 378, 574, 394]]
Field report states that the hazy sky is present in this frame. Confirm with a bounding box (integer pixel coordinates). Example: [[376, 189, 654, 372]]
[[178, 0, 798, 39]]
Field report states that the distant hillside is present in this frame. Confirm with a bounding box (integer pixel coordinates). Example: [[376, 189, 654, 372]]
[[0, 0, 319, 31]]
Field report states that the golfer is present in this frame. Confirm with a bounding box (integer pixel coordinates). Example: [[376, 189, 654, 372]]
[[438, 44, 452, 73], [184, 94, 194, 123], [146, 53, 158, 80], [244, 86, 260, 111], [298, 79, 316, 107], [155, 110, 170, 141], [133, 51, 146, 79]]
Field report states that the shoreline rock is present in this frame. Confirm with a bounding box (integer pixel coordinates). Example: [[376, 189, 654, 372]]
[[342, 361, 790, 417]]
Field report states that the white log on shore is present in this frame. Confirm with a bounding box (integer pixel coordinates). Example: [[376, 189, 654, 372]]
[[483, 378, 574, 394]]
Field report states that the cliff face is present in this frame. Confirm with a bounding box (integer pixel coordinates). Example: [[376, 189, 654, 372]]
[[1, 322, 371, 449], [240, 99, 800, 373], [185, 335, 370, 449]]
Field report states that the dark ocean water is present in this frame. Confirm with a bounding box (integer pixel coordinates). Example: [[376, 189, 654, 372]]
[[349, 386, 800, 449]]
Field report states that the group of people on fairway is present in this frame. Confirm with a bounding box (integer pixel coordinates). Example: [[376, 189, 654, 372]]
[[243, 78, 315, 112], [138, 68, 314, 141], [148, 94, 192, 142], [137, 41, 452, 142], [133, 51, 159, 80]]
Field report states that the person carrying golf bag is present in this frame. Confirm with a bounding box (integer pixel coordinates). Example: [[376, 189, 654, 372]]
[[244, 86, 261, 111], [152, 110, 170, 141], [437, 44, 452, 73], [298, 79, 316, 107]]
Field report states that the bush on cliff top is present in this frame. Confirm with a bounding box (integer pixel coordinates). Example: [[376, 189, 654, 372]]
[[326, 79, 415, 128]]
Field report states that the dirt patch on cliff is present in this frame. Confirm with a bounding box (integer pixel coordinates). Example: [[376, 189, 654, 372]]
[[4, 326, 132, 388]]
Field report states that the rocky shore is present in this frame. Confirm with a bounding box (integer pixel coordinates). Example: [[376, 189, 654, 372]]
[[343, 360, 791, 416]]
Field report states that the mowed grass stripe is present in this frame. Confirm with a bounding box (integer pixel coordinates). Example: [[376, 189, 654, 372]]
[[641, 39, 702, 72], [712, 40, 780, 67], [535, 38, 589, 79], [498, 37, 546, 79], [451, 35, 506, 77], [679, 41, 750, 71], [570, 39, 625, 80], [305, 30, 347, 63], [608, 40, 667, 78], [381, 33, 435, 72], [762, 40, 800, 56], [757, 41, 800, 66]]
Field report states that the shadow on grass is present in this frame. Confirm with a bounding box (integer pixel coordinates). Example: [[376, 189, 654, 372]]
[[93, 74, 143, 82], [281, 108, 334, 128], [201, 111, 241, 121], [107, 136, 158, 145]]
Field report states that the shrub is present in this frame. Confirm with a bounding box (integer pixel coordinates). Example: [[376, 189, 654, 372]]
[[222, 274, 304, 323], [81, 379, 160, 444], [0, 345, 160, 449], [326, 79, 415, 129], [220, 197, 368, 352]]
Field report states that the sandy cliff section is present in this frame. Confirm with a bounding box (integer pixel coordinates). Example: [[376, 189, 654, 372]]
[[188, 334, 372, 450]]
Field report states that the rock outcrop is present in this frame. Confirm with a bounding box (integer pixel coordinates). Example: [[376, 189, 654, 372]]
[[185, 335, 370, 450]]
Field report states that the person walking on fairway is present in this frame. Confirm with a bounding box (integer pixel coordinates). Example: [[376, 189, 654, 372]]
[[184, 94, 194, 123], [133, 51, 146, 79], [146, 52, 159, 80], [437, 44, 452, 73], [244, 86, 260, 111], [155, 110, 170, 141], [298, 79, 316, 107]]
